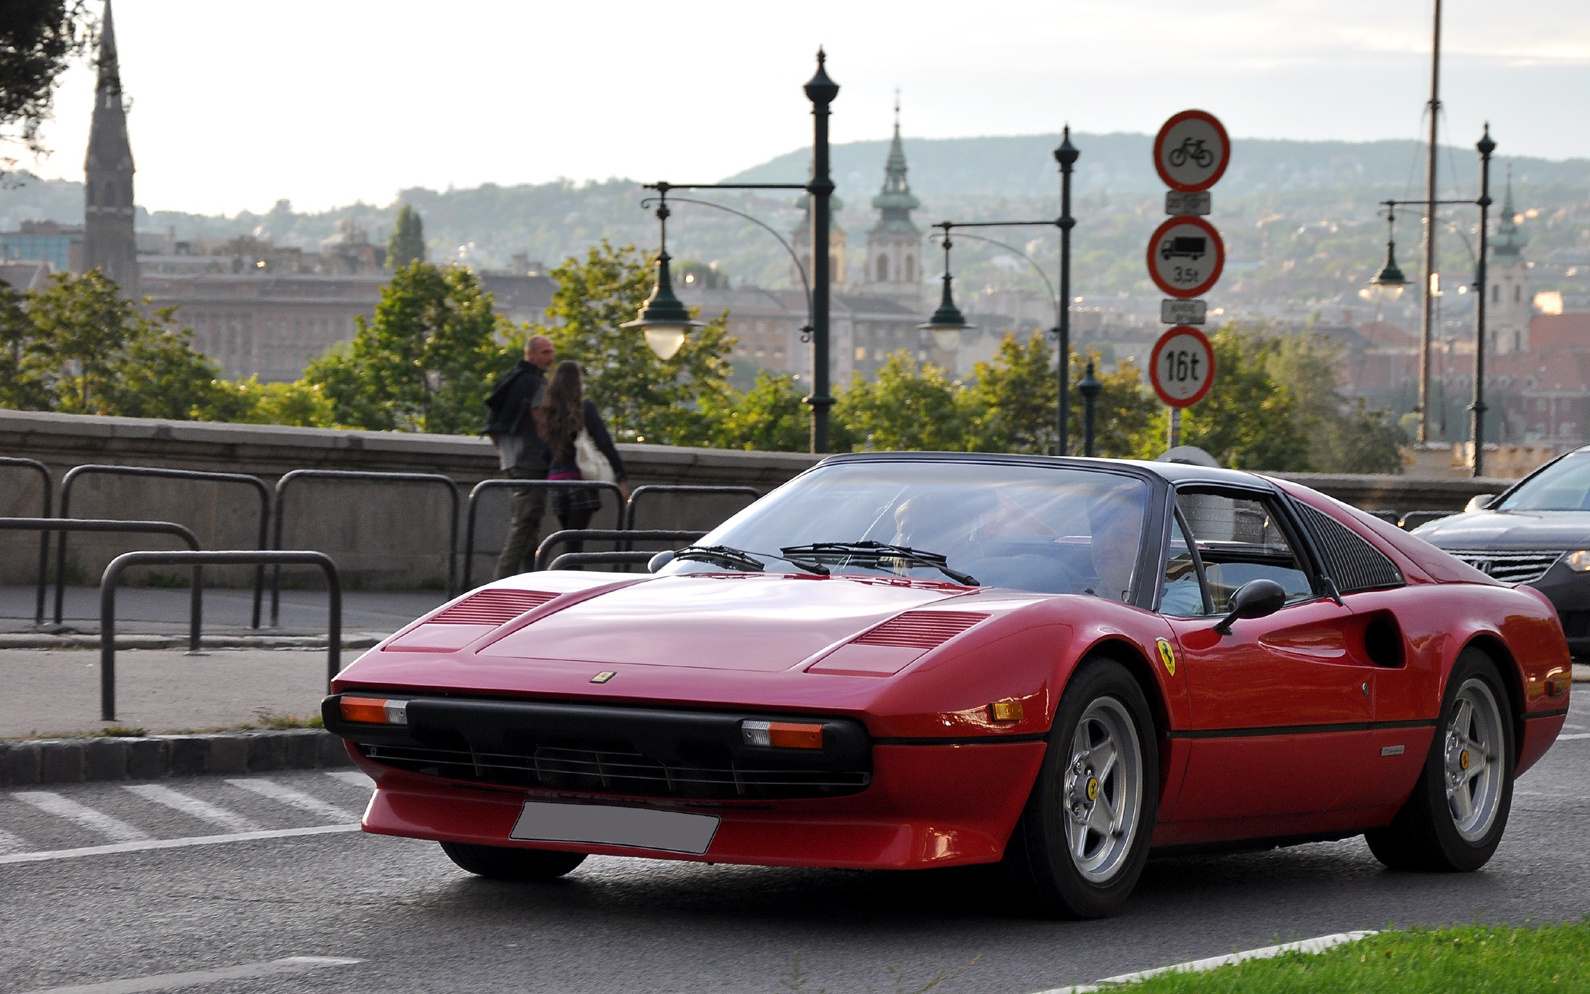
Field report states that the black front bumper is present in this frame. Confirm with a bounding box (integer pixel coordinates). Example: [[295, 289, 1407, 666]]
[[1530, 566, 1590, 658], [322, 694, 873, 801]]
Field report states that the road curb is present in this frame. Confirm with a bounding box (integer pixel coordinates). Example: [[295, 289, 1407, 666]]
[[0, 633, 383, 650], [0, 729, 353, 786]]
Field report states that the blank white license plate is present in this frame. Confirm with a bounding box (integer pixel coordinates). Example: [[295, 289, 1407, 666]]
[[510, 800, 720, 855]]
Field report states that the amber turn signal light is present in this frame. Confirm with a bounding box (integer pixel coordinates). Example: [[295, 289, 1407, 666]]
[[741, 719, 824, 749], [1545, 672, 1571, 698], [340, 696, 409, 725], [990, 700, 1025, 722]]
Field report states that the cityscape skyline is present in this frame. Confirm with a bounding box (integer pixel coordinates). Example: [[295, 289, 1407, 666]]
[[16, 0, 1590, 216]]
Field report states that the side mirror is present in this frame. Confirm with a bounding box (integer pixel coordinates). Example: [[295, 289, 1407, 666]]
[[1465, 494, 1497, 513], [648, 549, 676, 573], [1213, 578, 1288, 635]]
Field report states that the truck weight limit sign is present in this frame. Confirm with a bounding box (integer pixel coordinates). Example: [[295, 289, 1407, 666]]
[[1150, 325, 1215, 408], [1146, 215, 1224, 298]]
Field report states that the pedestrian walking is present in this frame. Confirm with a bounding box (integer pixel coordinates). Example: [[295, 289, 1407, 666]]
[[540, 360, 629, 558], [483, 335, 556, 578]]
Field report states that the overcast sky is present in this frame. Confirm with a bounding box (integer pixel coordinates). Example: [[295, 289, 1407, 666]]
[[20, 0, 1590, 216]]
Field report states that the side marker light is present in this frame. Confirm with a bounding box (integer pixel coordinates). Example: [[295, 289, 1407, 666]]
[[990, 701, 1025, 722], [741, 719, 824, 749], [340, 696, 409, 725], [1545, 672, 1571, 697]]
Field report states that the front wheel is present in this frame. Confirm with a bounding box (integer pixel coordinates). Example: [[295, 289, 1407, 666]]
[[439, 841, 587, 881], [1366, 649, 1514, 872], [1002, 658, 1158, 918]]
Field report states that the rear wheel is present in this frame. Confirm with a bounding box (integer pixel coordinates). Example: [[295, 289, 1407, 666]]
[[1002, 658, 1158, 918], [1366, 649, 1514, 872], [439, 841, 587, 881]]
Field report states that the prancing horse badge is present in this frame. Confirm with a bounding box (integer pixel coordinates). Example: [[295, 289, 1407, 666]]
[[1155, 638, 1177, 677]]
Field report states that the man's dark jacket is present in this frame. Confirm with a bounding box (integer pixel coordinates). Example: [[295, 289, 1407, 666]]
[[483, 360, 544, 437]]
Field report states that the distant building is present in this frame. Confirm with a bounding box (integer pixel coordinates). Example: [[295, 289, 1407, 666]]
[[82, 0, 138, 294], [0, 220, 81, 273]]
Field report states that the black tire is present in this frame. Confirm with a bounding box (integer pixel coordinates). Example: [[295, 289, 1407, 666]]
[[1001, 657, 1159, 918], [439, 841, 587, 881], [1366, 649, 1514, 872]]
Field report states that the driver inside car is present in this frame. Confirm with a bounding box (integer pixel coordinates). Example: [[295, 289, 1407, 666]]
[[1086, 491, 1143, 602]]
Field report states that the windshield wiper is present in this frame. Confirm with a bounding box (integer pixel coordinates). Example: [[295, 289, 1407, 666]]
[[780, 541, 978, 586], [674, 545, 829, 576]]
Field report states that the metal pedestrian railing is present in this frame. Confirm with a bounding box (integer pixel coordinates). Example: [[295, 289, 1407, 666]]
[[461, 479, 625, 590], [2, 517, 202, 649], [0, 457, 52, 624], [533, 529, 706, 572], [56, 465, 270, 628], [100, 550, 342, 722], [622, 484, 761, 530], [548, 551, 659, 571], [271, 469, 459, 624]]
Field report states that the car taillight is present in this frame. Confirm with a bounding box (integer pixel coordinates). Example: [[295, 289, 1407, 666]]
[[741, 719, 823, 749], [340, 696, 408, 725]]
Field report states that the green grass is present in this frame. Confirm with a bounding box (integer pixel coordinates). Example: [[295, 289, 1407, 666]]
[[1122, 922, 1590, 993]]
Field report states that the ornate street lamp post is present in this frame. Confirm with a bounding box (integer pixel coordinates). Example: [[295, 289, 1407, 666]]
[[627, 51, 838, 453], [1370, 126, 1496, 478], [919, 128, 1081, 456]]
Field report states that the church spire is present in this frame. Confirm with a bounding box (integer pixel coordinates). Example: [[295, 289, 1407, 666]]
[[83, 0, 138, 293], [870, 93, 919, 232], [1492, 168, 1525, 262]]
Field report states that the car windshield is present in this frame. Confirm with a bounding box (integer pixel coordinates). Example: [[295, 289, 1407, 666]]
[[659, 460, 1151, 599], [1497, 451, 1590, 511]]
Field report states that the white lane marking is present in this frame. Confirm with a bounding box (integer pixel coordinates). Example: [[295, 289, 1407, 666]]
[[123, 785, 263, 834], [0, 823, 360, 866], [12, 792, 150, 843], [324, 770, 373, 788], [16, 954, 362, 994], [1556, 733, 1590, 740], [0, 827, 31, 854], [225, 778, 359, 822], [1037, 931, 1378, 994]]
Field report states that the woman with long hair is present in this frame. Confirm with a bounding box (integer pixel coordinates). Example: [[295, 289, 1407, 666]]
[[541, 360, 629, 548]]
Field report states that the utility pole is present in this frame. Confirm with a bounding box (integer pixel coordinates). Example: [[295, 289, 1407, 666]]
[[1417, 0, 1442, 443]]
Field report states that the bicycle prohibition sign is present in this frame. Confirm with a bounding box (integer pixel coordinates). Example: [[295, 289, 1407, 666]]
[[1153, 110, 1230, 193]]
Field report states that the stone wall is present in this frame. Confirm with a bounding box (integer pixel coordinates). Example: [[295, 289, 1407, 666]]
[[0, 409, 1511, 589], [0, 410, 818, 589]]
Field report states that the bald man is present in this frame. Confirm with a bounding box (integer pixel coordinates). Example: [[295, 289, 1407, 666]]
[[483, 335, 556, 577]]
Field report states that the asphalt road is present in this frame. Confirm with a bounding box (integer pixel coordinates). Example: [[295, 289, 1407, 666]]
[[3, 695, 1587, 994]]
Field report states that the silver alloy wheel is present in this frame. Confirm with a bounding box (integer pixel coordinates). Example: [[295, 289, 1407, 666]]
[[1062, 696, 1144, 882], [1444, 677, 1506, 842]]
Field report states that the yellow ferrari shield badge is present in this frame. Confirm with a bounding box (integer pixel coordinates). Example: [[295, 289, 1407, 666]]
[[1156, 638, 1177, 677]]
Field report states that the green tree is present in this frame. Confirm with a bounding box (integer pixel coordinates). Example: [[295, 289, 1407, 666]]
[[1070, 350, 1161, 459], [536, 241, 734, 445], [832, 351, 968, 452], [304, 261, 512, 433], [1, 1, 93, 171], [1168, 324, 1312, 470], [17, 270, 229, 418], [386, 204, 425, 269], [701, 370, 809, 451], [1265, 329, 1404, 474], [964, 331, 1057, 453], [198, 376, 336, 427], [0, 279, 46, 409]]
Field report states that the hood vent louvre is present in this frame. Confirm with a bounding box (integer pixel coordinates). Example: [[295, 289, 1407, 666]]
[[853, 611, 987, 649], [429, 589, 557, 626]]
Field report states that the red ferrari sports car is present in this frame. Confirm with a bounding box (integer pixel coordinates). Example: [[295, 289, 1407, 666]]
[[323, 454, 1571, 918]]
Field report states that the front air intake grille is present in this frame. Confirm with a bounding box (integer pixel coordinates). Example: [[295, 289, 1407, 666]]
[[429, 588, 557, 625], [1447, 550, 1562, 585], [359, 742, 871, 800], [853, 611, 987, 649], [1296, 503, 1404, 593]]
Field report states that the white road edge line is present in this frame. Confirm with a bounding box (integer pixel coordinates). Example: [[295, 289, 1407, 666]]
[[16, 955, 362, 994], [0, 823, 360, 866], [1556, 733, 1590, 740], [1035, 930, 1378, 994]]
